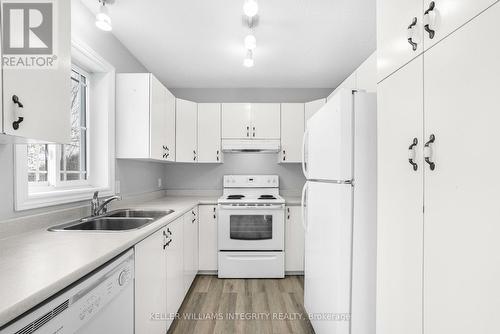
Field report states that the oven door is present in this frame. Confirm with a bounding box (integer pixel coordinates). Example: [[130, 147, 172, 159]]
[[218, 204, 285, 251]]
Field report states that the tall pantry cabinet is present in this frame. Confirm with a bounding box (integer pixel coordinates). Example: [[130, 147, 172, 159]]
[[377, 2, 500, 334]]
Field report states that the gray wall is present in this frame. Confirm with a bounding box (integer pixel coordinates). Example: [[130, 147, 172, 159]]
[[164, 153, 305, 195], [170, 88, 332, 103], [0, 1, 164, 220]]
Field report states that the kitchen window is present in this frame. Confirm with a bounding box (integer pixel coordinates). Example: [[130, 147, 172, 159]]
[[15, 40, 116, 211]]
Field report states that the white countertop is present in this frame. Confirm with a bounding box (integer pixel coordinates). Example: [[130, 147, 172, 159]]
[[0, 196, 216, 327], [0, 194, 300, 327]]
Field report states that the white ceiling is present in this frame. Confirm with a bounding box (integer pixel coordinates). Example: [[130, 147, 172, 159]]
[[80, 0, 376, 88]]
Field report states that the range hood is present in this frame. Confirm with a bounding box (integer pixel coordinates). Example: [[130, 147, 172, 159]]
[[222, 139, 281, 153]]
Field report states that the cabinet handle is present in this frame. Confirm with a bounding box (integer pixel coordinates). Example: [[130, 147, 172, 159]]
[[424, 134, 436, 170], [213, 207, 217, 219], [424, 1, 436, 39], [282, 150, 286, 161], [167, 228, 172, 236], [193, 150, 197, 161], [163, 153, 169, 159], [216, 150, 220, 161], [407, 17, 418, 51], [163, 239, 172, 249], [252, 126, 256, 137], [192, 218, 196, 223], [287, 207, 290, 220], [246, 126, 250, 137], [408, 138, 418, 171], [12, 95, 24, 130]]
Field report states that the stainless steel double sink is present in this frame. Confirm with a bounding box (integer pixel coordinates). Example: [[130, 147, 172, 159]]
[[48, 209, 174, 232]]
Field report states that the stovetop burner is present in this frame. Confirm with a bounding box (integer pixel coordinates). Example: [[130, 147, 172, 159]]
[[227, 195, 245, 200], [258, 195, 277, 200]]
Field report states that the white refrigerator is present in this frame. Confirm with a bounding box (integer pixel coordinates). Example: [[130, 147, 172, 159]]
[[301, 89, 377, 334]]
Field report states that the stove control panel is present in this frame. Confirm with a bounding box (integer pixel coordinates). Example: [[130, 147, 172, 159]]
[[224, 175, 279, 188]]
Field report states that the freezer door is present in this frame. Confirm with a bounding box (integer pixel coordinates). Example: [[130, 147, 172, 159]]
[[303, 181, 353, 334], [305, 89, 353, 181]]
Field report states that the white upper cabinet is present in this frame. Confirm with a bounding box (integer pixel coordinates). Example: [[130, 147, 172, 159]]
[[116, 73, 175, 161], [251, 103, 281, 139], [423, 0, 498, 50], [175, 99, 198, 162], [222, 103, 252, 139], [1, 0, 71, 144], [165, 89, 176, 161], [150, 76, 170, 160], [305, 99, 326, 123], [197, 103, 222, 163], [377, 0, 423, 81], [222, 103, 280, 140], [280, 103, 304, 163], [423, 5, 500, 333]]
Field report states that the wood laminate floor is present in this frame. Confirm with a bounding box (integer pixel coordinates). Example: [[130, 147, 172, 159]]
[[168, 275, 315, 334]]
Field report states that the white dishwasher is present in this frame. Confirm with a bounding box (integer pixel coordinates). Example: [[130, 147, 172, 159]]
[[0, 249, 134, 334]]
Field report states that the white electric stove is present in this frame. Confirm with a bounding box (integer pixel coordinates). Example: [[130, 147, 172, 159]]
[[217, 175, 285, 278]]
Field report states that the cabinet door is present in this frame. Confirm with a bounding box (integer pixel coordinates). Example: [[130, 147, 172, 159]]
[[183, 209, 199, 293], [280, 103, 304, 163], [149, 75, 168, 160], [377, 0, 423, 81], [222, 103, 252, 139], [285, 206, 304, 272], [376, 56, 424, 334], [423, 0, 498, 50], [135, 229, 167, 334], [3, 0, 71, 143], [166, 218, 184, 330], [304, 99, 326, 123], [175, 99, 197, 162], [251, 103, 280, 139], [423, 5, 500, 333], [164, 88, 176, 161], [198, 205, 218, 271], [197, 103, 221, 163]]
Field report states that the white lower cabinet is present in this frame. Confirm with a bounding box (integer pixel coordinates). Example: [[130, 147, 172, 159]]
[[133, 215, 188, 334], [198, 205, 218, 272], [183, 208, 199, 293], [134, 228, 168, 334], [285, 206, 304, 272], [165, 217, 184, 331]]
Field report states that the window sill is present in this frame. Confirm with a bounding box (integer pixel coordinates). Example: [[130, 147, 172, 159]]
[[16, 186, 115, 211]]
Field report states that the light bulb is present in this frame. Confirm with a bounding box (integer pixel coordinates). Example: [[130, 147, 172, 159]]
[[243, 50, 254, 67], [95, 4, 112, 31], [243, 0, 258, 17], [244, 34, 257, 50]]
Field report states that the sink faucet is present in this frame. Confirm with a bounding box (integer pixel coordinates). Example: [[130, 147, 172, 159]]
[[91, 191, 121, 216]]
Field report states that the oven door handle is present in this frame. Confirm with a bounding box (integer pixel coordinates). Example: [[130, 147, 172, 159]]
[[218, 204, 285, 210]]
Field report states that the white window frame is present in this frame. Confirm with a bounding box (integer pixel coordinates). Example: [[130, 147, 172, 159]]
[[14, 39, 116, 211]]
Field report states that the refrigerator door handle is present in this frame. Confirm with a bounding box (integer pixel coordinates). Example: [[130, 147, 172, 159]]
[[301, 183, 308, 231], [302, 129, 309, 178]]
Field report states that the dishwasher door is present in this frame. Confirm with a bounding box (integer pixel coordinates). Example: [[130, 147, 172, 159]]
[[0, 250, 134, 334]]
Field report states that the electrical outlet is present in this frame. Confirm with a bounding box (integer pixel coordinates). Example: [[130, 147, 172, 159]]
[[158, 178, 162, 188]]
